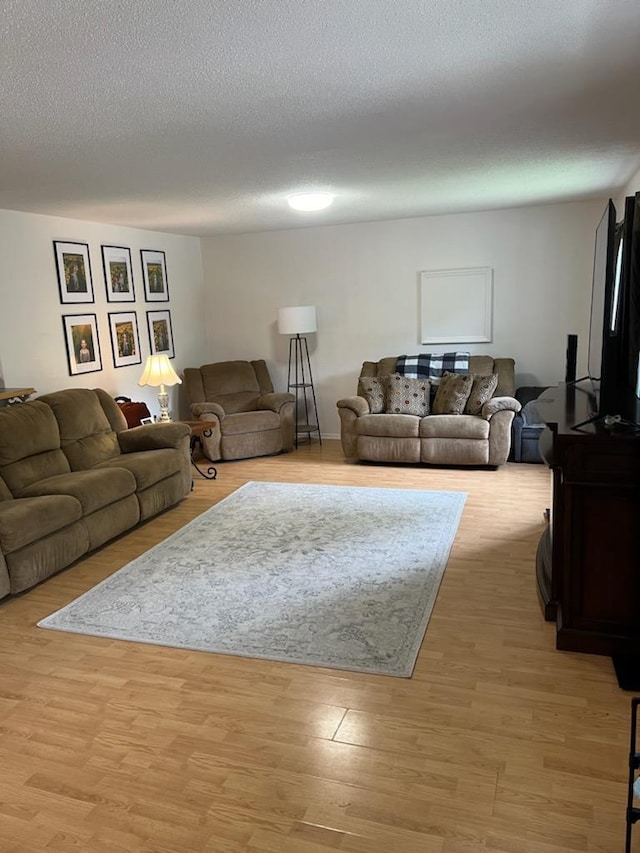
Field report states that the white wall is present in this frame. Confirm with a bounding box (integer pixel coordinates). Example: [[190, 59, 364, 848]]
[[618, 165, 640, 207], [201, 200, 606, 437], [4, 191, 634, 436], [0, 208, 206, 419]]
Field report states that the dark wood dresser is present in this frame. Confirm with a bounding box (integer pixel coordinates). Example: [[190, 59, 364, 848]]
[[535, 383, 640, 658]]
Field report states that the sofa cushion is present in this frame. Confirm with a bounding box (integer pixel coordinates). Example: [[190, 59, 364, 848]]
[[221, 428, 282, 461], [221, 410, 281, 436], [0, 494, 82, 554], [38, 389, 121, 470], [358, 435, 421, 463], [468, 355, 495, 378], [357, 413, 421, 437], [357, 376, 386, 414], [384, 374, 430, 415], [465, 374, 499, 416], [200, 361, 262, 413], [432, 373, 474, 415], [420, 414, 490, 440], [94, 389, 130, 433], [359, 357, 398, 379], [81, 494, 140, 551], [19, 468, 136, 515], [5, 521, 90, 594], [421, 438, 489, 466], [0, 401, 70, 494], [96, 448, 184, 491]]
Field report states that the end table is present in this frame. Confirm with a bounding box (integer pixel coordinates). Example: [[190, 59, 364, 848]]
[[183, 421, 217, 480]]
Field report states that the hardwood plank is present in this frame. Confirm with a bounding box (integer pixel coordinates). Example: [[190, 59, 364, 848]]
[[0, 441, 633, 852]]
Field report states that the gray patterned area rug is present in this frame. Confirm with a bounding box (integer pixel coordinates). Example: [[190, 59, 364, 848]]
[[38, 481, 466, 677]]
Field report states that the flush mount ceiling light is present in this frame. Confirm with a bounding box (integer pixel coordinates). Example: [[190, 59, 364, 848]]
[[287, 192, 334, 212]]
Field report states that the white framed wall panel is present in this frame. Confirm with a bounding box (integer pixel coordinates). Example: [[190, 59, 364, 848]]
[[420, 266, 493, 344]]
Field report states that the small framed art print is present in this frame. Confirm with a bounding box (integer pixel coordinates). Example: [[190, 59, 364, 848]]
[[141, 249, 169, 301], [54, 241, 94, 303], [147, 309, 175, 358], [62, 313, 102, 375], [102, 245, 135, 302], [108, 311, 142, 368]]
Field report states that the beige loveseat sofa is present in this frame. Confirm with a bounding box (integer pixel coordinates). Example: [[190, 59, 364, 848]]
[[0, 388, 191, 598], [184, 360, 295, 461], [337, 355, 521, 467]]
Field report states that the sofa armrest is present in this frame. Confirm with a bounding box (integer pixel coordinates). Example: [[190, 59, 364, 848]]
[[337, 396, 370, 417], [191, 402, 225, 420], [481, 396, 522, 420], [118, 422, 190, 452], [487, 408, 518, 465], [511, 413, 524, 462], [258, 392, 295, 414]]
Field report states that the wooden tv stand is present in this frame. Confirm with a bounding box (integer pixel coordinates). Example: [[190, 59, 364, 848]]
[[534, 384, 640, 660]]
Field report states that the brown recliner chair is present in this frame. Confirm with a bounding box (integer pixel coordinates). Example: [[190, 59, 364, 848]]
[[183, 360, 295, 461]]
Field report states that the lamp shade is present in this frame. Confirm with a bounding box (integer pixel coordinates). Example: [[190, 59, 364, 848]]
[[138, 354, 182, 388], [277, 305, 317, 336]]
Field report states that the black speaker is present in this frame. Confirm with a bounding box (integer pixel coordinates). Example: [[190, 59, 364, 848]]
[[565, 334, 578, 383]]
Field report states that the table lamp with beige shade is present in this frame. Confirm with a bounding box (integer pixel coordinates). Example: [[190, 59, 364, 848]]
[[138, 354, 182, 422]]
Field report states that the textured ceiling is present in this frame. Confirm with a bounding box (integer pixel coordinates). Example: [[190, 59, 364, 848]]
[[1, 0, 640, 236]]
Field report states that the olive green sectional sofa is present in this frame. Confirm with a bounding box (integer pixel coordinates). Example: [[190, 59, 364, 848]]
[[0, 388, 191, 598], [337, 355, 521, 467]]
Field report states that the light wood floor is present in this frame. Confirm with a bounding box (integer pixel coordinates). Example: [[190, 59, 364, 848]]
[[0, 440, 635, 852]]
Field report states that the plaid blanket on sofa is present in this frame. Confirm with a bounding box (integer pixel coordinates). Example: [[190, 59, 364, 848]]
[[395, 352, 470, 384]]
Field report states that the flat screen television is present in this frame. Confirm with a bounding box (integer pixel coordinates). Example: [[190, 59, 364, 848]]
[[620, 193, 640, 406], [583, 199, 621, 420], [578, 193, 640, 429]]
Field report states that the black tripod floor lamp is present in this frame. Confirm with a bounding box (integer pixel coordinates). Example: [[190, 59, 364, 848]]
[[277, 305, 321, 447]]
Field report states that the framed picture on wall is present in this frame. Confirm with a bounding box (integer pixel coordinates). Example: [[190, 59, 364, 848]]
[[102, 245, 135, 302], [108, 311, 142, 368], [141, 249, 169, 302], [146, 309, 175, 358], [54, 241, 94, 303], [62, 313, 102, 375], [419, 266, 493, 344]]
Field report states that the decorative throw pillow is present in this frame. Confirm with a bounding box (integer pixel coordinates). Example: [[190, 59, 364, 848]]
[[384, 373, 430, 415], [465, 373, 499, 415], [432, 372, 474, 415], [358, 376, 386, 414]]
